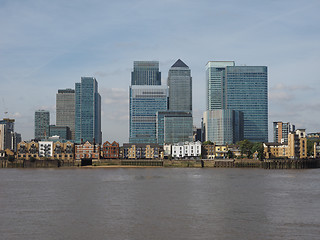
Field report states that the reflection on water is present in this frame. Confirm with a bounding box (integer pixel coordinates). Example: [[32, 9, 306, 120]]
[[1, 168, 320, 240]]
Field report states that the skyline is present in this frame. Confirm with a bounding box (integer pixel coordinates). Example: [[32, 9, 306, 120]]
[[1, 0, 320, 144]]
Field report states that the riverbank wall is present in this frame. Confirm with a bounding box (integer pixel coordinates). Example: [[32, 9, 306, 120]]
[[2, 158, 320, 169]]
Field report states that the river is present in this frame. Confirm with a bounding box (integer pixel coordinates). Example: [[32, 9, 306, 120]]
[[1, 168, 320, 240]]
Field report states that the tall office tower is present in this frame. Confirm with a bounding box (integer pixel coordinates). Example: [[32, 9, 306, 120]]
[[35, 110, 50, 140], [206, 61, 268, 142], [273, 121, 295, 143], [129, 85, 168, 144], [131, 61, 161, 85], [0, 118, 15, 150], [203, 110, 244, 145], [156, 111, 193, 145], [56, 89, 75, 140], [167, 59, 192, 111], [75, 77, 102, 144]]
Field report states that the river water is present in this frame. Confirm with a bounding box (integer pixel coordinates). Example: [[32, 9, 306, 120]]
[[1, 168, 320, 240]]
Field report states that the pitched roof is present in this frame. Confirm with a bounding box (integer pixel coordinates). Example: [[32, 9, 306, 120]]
[[171, 59, 188, 68]]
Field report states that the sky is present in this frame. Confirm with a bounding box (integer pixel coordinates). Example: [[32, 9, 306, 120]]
[[1, 0, 320, 144]]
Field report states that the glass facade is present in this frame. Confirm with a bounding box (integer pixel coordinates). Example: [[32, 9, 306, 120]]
[[226, 66, 268, 142], [156, 111, 193, 145], [56, 89, 75, 140], [131, 61, 161, 85], [75, 77, 101, 144], [49, 125, 71, 140], [206, 62, 268, 143], [168, 59, 192, 111], [203, 110, 243, 145], [129, 85, 168, 144], [34, 110, 50, 140]]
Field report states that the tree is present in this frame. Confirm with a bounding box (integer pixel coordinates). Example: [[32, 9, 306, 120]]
[[252, 142, 264, 161], [227, 150, 234, 159], [238, 139, 254, 158], [203, 141, 213, 145]]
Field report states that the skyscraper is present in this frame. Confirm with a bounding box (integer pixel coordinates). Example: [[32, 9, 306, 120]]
[[131, 61, 161, 85], [56, 89, 75, 140], [129, 85, 168, 144], [75, 77, 102, 144], [34, 110, 50, 140], [167, 59, 192, 111], [206, 61, 268, 142]]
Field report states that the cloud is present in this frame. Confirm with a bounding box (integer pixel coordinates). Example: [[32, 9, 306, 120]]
[[101, 88, 128, 105], [271, 83, 313, 91], [269, 91, 294, 101]]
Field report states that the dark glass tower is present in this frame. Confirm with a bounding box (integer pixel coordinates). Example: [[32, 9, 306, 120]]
[[34, 110, 50, 140], [131, 61, 161, 85], [167, 59, 192, 111], [75, 77, 102, 144]]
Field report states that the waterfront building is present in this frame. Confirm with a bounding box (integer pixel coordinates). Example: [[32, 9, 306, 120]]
[[206, 61, 268, 142], [167, 59, 192, 111], [75, 77, 102, 144], [156, 111, 193, 145], [75, 141, 100, 161], [102, 141, 120, 159], [263, 142, 289, 159], [171, 141, 201, 159], [17, 141, 39, 160], [129, 85, 168, 144], [35, 110, 50, 140], [0, 118, 16, 151], [49, 125, 71, 140], [122, 143, 162, 159], [38, 141, 53, 158], [273, 121, 295, 143], [131, 61, 161, 85], [56, 89, 75, 140], [201, 142, 216, 159], [203, 110, 243, 145], [288, 129, 307, 159], [314, 142, 320, 158]]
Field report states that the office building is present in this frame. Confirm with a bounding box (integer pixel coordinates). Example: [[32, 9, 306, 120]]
[[34, 110, 50, 140], [131, 61, 161, 85], [273, 121, 295, 143], [49, 125, 71, 140], [129, 85, 168, 143], [203, 110, 244, 145], [167, 59, 192, 111], [56, 89, 75, 140], [75, 77, 102, 144], [206, 61, 268, 142], [156, 111, 193, 145]]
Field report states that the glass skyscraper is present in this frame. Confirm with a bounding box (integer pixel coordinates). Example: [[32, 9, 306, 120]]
[[131, 61, 161, 85], [75, 77, 101, 144], [129, 85, 168, 143], [206, 62, 268, 142], [56, 89, 75, 140], [167, 59, 192, 111], [34, 110, 50, 140], [156, 111, 193, 145]]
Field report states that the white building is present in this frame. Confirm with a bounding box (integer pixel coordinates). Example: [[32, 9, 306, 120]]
[[172, 141, 201, 159], [39, 141, 53, 157]]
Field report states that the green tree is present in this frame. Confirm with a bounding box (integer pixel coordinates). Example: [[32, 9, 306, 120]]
[[238, 139, 254, 158], [252, 142, 264, 161], [227, 150, 234, 159], [203, 141, 213, 145], [307, 139, 320, 157]]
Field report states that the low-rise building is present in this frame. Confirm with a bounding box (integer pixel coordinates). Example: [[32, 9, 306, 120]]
[[122, 143, 161, 159], [263, 142, 289, 159], [202, 143, 215, 159], [172, 141, 201, 159], [102, 141, 119, 159], [17, 141, 39, 160], [75, 141, 100, 160], [314, 142, 320, 158]]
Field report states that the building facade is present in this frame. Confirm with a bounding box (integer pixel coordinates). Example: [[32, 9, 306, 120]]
[[167, 59, 192, 111], [171, 141, 201, 159], [288, 129, 307, 159], [123, 143, 161, 159], [102, 141, 120, 159], [49, 125, 71, 140], [56, 89, 75, 140], [35, 110, 50, 140], [273, 121, 295, 143], [75, 77, 102, 144], [129, 85, 168, 144], [206, 61, 268, 142], [131, 61, 161, 86], [75, 141, 100, 160], [203, 110, 243, 145], [156, 111, 193, 145]]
